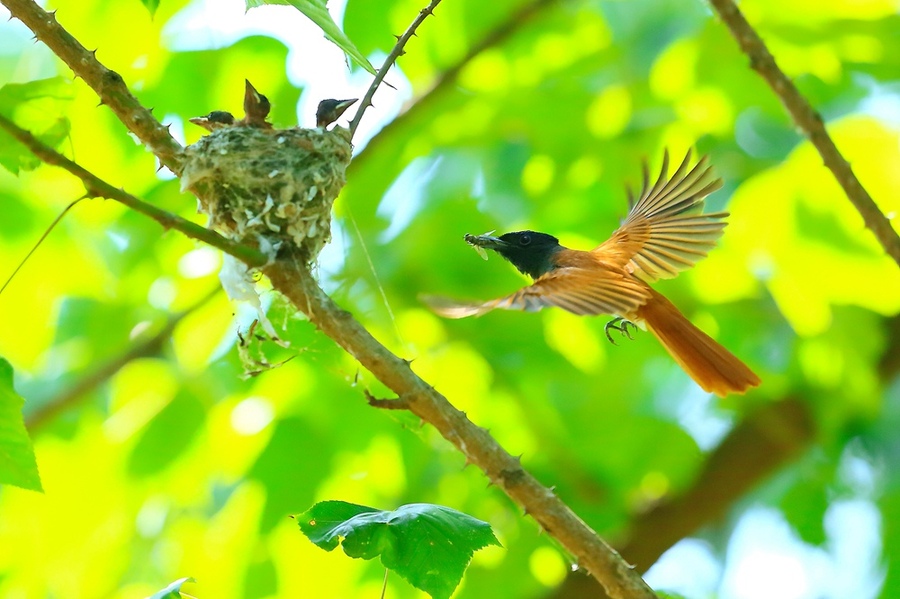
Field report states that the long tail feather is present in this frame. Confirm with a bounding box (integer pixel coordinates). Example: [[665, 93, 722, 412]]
[[637, 289, 760, 397]]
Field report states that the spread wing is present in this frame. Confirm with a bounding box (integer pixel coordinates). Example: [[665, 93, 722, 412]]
[[423, 267, 650, 319], [593, 149, 727, 280]]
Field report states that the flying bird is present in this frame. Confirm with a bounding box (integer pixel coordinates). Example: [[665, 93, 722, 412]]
[[425, 150, 761, 397]]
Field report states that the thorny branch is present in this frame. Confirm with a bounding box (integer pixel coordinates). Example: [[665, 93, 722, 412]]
[[549, 398, 816, 598], [347, 0, 443, 139], [707, 0, 900, 268], [0, 114, 266, 268], [7, 114, 657, 596], [0, 7, 656, 599], [350, 0, 558, 170], [2, 0, 185, 173], [263, 258, 658, 599]]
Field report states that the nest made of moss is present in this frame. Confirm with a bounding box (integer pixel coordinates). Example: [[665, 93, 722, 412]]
[[181, 124, 353, 261]]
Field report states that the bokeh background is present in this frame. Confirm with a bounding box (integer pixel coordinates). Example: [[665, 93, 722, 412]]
[[1, 0, 899, 597]]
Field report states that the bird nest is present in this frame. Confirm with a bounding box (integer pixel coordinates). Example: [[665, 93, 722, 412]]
[[180, 124, 352, 261]]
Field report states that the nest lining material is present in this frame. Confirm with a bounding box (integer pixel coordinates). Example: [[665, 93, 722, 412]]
[[181, 124, 353, 261]]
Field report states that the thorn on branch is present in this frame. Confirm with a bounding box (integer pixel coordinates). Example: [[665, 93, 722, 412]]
[[347, 0, 443, 139]]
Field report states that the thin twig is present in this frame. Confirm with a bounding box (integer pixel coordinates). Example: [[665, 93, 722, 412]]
[[347, 0, 443, 139], [262, 258, 658, 599], [0, 114, 266, 267], [25, 287, 220, 431], [0, 197, 86, 297], [1, 0, 185, 173], [350, 0, 557, 172], [707, 0, 900, 267]]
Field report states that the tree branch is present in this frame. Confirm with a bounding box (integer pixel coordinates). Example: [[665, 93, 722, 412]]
[[263, 257, 658, 599], [25, 287, 219, 431], [618, 397, 813, 569], [6, 108, 656, 599], [1, 0, 184, 174], [707, 0, 900, 268], [348, 0, 443, 139], [548, 398, 815, 598], [349, 0, 557, 171], [0, 114, 266, 267]]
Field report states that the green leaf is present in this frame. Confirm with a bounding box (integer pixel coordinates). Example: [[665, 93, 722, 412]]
[[0, 78, 73, 175], [0, 358, 43, 492], [298, 501, 501, 599], [0, 77, 73, 109], [246, 0, 377, 75], [148, 577, 196, 599], [140, 0, 160, 17]]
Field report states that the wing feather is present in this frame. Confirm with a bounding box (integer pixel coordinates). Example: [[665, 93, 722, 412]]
[[423, 267, 650, 319], [594, 149, 726, 280]]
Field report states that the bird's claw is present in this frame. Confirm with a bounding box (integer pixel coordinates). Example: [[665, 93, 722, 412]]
[[604, 317, 636, 345]]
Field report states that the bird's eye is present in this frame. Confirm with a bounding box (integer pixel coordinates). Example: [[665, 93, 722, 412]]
[[519, 235, 531, 246]]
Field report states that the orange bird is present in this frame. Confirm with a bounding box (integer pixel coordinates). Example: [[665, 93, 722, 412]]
[[427, 150, 760, 397]]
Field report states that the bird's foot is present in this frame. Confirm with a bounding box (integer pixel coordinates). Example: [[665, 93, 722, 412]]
[[604, 317, 636, 345]]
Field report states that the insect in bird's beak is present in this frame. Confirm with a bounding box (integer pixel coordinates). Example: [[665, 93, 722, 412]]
[[464, 230, 498, 260]]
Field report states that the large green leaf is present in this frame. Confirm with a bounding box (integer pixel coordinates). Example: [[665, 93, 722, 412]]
[[0, 358, 42, 492], [298, 501, 500, 599], [246, 0, 377, 75], [0, 78, 73, 175]]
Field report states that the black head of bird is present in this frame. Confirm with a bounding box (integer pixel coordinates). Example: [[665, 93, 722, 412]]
[[465, 231, 562, 279], [316, 98, 358, 129], [189, 110, 237, 132]]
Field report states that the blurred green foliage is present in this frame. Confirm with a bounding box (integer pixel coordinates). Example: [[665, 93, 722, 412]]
[[0, 0, 898, 597]]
